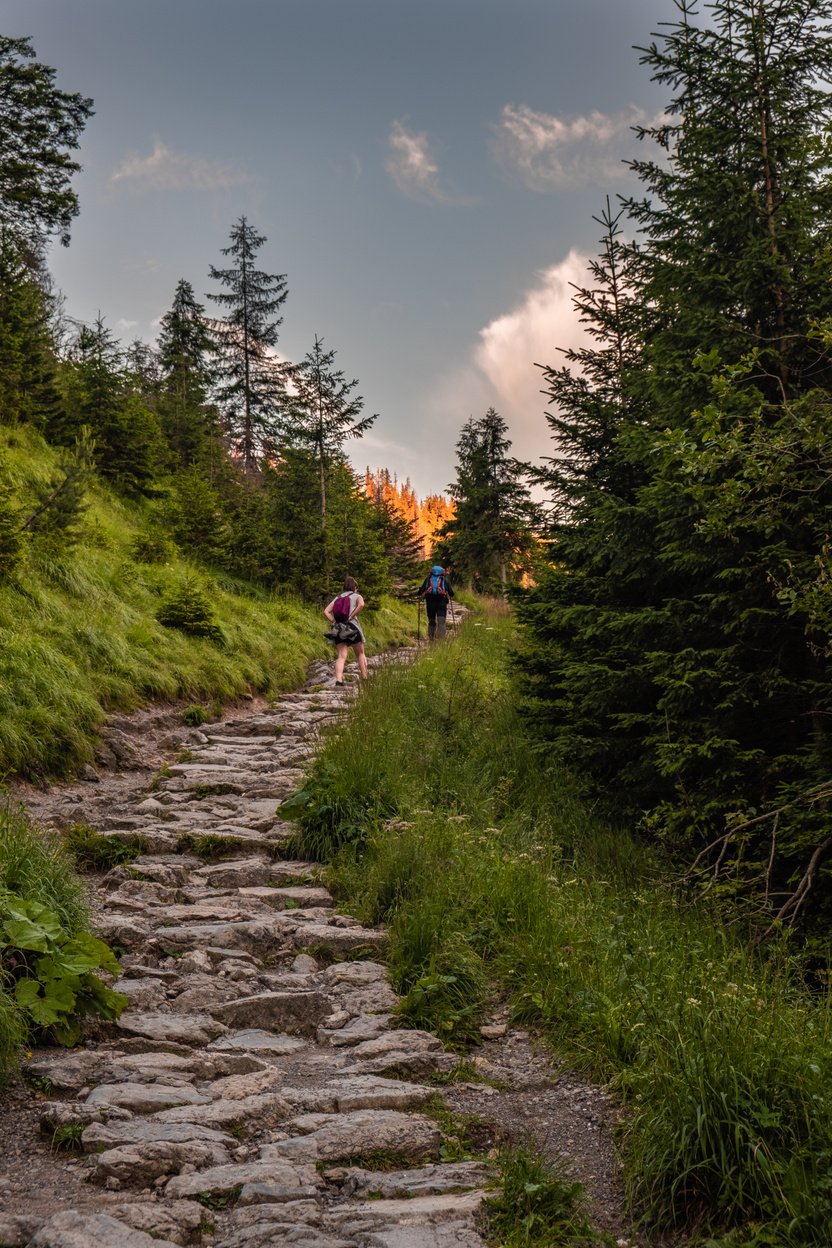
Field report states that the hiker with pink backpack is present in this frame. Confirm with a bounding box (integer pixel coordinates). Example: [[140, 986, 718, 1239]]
[[324, 576, 369, 686]]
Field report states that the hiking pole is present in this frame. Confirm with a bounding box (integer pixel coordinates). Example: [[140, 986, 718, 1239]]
[[417, 597, 422, 646], [449, 596, 456, 633]]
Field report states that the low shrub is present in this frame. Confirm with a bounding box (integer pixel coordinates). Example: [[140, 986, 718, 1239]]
[[182, 704, 210, 726], [129, 529, 175, 564], [156, 577, 224, 642]]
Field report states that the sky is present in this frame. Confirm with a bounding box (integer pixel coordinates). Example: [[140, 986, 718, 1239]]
[[8, 0, 671, 497]]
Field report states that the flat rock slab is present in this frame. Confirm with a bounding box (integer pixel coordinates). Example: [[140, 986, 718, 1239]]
[[148, 919, 287, 955], [214, 990, 330, 1033], [208, 1029, 308, 1056], [29, 1211, 179, 1248], [115, 1049, 263, 1081], [155, 1091, 292, 1128], [327, 1192, 488, 1235], [165, 1158, 320, 1202], [319, 1014, 391, 1047], [83, 1119, 235, 1150], [239, 885, 333, 908], [336, 1161, 495, 1199], [92, 1137, 232, 1184], [215, 1222, 352, 1248], [194, 857, 319, 888], [117, 1011, 228, 1046], [289, 922, 387, 954], [111, 1202, 206, 1248], [263, 1109, 443, 1164], [356, 1227, 484, 1248], [86, 1082, 210, 1112], [323, 1075, 434, 1113]]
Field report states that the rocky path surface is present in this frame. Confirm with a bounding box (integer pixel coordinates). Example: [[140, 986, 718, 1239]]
[[1, 646, 640, 1248]]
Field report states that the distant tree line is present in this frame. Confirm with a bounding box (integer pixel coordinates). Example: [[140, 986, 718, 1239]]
[[516, 0, 832, 941], [0, 36, 428, 603]]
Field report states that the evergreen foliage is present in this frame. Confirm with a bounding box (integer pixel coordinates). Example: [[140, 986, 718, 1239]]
[[207, 216, 288, 470], [156, 576, 224, 642], [264, 448, 389, 602], [516, 0, 832, 935], [157, 278, 218, 467], [19, 427, 93, 549], [0, 230, 63, 428], [440, 407, 535, 591], [58, 317, 164, 493], [0, 36, 93, 249], [286, 334, 377, 521], [0, 457, 22, 581]]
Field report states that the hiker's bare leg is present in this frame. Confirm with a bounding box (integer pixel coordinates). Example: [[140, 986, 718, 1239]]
[[354, 642, 369, 679], [334, 643, 348, 682]]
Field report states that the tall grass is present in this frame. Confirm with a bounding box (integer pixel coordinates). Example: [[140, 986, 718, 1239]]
[[282, 609, 832, 1247], [0, 428, 416, 777]]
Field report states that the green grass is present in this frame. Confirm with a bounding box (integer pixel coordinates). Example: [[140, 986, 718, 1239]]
[[279, 603, 832, 1247], [64, 822, 147, 871], [0, 426, 417, 779], [485, 1146, 601, 1246]]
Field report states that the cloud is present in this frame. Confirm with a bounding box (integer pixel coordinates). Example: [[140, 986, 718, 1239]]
[[385, 121, 448, 202], [115, 318, 138, 333], [493, 103, 657, 190], [425, 251, 593, 470], [110, 136, 255, 194]]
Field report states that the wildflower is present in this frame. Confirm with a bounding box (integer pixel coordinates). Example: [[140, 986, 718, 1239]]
[[686, 997, 701, 1006], [724, 982, 739, 996]]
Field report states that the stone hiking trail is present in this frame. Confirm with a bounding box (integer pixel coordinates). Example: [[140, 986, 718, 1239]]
[[2, 648, 640, 1248]]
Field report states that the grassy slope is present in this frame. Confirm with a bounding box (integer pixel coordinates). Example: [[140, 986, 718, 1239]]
[[0, 427, 416, 777], [282, 602, 832, 1248]]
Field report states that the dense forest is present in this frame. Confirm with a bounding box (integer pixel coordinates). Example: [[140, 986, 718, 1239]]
[[515, 0, 832, 946]]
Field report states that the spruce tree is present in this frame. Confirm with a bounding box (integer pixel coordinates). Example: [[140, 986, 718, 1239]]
[[0, 230, 63, 429], [62, 317, 163, 492], [441, 408, 534, 591], [157, 279, 218, 466], [208, 218, 288, 470], [285, 334, 376, 521]]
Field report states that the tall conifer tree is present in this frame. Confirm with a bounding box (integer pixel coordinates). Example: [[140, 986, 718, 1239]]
[[440, 408, 534, 591], [157, 279, 217, 466], [207, 218, 288, 471], [285, 334, 376, 522]]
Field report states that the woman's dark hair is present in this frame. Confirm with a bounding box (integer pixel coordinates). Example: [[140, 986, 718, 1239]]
[[343, 576, 358, 592]]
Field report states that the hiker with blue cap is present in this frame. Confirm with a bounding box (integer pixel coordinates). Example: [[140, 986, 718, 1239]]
[[416, 565, 455, 641]]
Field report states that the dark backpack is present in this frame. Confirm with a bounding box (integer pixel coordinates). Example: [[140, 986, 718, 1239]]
[[428, 572, 447, 597], [332, 592, 353, 622]]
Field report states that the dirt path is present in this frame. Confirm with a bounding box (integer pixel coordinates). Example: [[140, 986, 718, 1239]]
[[1, 651, 646, 1248]]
